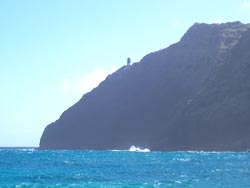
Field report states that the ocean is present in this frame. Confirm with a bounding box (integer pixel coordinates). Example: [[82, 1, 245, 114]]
[[0, 148, 249, 188]]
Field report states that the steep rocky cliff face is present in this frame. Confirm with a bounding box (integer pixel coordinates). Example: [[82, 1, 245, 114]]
[[39, 22, 250, 151]]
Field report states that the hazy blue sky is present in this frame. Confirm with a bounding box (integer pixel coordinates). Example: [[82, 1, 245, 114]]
[[1, 0, 250, 146]]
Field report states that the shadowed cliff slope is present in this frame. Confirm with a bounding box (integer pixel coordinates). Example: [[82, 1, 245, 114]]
[[39, 22, 250, 151]]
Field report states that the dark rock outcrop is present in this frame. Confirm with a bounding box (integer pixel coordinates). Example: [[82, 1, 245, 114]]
[[39, 22, 250, 151]]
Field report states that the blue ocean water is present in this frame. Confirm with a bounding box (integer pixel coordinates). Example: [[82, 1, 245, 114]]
[[0, 149, 249, 188]]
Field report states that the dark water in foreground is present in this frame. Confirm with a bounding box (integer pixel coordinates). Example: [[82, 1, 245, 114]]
[[0, 149, 249, 188]]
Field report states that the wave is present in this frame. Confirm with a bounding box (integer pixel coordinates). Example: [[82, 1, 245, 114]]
[[0, 147, 36, 151], [19, 148, 35, 152], [110, 146, 150, 152], [129, 145, 150, 152]]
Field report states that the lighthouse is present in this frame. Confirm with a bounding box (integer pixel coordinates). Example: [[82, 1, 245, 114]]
[[127, 57, 131, 66]]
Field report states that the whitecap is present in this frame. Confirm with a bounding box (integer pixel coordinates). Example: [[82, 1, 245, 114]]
[[110, 149, 123, 152], [19, 148, 35, 152], [173, 157, 191, 162], [129, 145, 150, 152], [15, 183, 30, 188], [175, 180, 182, 184], [109, 146, 150, 152]]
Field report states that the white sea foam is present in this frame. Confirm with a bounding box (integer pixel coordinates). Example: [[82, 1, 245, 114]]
[[19, 148, 35, 152], [110, 146, 150, 152], [173, 157, 191, 162], [110, 149, 121, 152], [175, 180, 182, 184], [129, 145, 150, 152]]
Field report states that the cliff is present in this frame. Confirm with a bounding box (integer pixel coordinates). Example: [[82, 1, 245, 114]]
[[39, 22, 250, 151]]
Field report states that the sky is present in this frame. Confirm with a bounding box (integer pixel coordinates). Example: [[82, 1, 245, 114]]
[[0, 0, 250, 147]]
